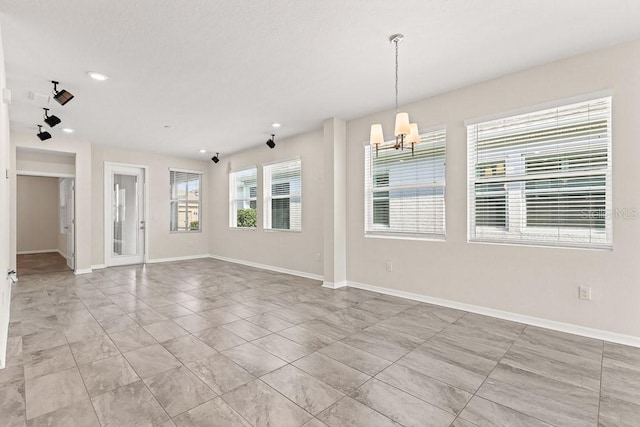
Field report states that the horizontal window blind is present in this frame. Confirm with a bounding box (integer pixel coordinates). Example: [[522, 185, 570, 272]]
[[169, 170, 202, 232], [365, 129, 446, 238], [468, 97, 612, 248], [229, 168, 257, 228], [264, 159, 302, 231]]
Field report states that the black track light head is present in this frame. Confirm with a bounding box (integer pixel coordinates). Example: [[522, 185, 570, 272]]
[[51, 80, 74, 105], [43, 108, 61, 127], [211, 153, 220, 164], [266, 134, 276, 149], [37, 125, 52, 141]]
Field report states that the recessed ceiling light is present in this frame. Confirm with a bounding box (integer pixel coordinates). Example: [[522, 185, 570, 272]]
[[62, 128, 74, 133], [163, 125, 173, 129], [88, 71, 109, 81], [199, 149, 207, 153], [272, 123, 281, 128]]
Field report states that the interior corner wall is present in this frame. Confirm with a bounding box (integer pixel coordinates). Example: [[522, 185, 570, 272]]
[[208, 130, 324, 277], [16, 176, 59, 253], [0, 22, 11, 368], [91, 145, 210, 266], [12, 131, 91, 272], [345, 40, 640, 338]]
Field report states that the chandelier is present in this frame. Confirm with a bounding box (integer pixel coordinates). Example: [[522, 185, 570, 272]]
[[370, 34, 419, 156]]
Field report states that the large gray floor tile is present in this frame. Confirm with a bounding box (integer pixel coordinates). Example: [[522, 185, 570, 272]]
[[459, 396, 552, 427], [222, 342, 287, 376], [261, 365, 344, 415], [317, 396, 399, 427], [24, 367, 89, 420], [173, 397, 251, 427], [319, 341, 391, 376], [194, 326, 247, 351], [0, 380, 26, 427], [144, 365, 215, 416], [78, 354, 140, 397], [252, 333, 314, 362], [23, 344, 76, 380], [123, 344, 182, 378], [108, 325, 157, 353], [143, 320, 190, 342], [352, 379, 455, 427], [161, 334, 217, 364], [293, 352, 370, 394], [221, 319, 272, 341], [186, 353, 255, 394], [69, 334, 120, 365], [91, 380, 169, 426], [376, 363, 472, 415], [26, 398, 99, 427], [599, 395, 640, 427], [222, 379, 312, 427]]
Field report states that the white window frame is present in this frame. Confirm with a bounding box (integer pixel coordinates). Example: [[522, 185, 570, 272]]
[[169, 168, 202, 233], [263, 158, 302, 232], [364, 127, 447, 240], [467, 96, 612, 249], [229, 166, 258, 229]]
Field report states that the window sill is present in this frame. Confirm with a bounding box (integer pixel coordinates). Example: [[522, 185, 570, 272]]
[[170, 230, 202, 234], [468, 238, 612, 251], [264, 228, 302, 233], [365, 232, 446, 242], [229, 227, 258, 231]]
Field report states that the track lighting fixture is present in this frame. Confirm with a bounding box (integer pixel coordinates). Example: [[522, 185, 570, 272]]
[[51, 80, 74, 105], [43, 108, 61, 127], [266, 134, 276, 149], [211, 153, 220, 164], [37, 125, 52, 141]]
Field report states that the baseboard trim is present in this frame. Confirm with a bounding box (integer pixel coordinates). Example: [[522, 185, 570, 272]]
[[91, 264, 107, 270], [74, 268, 93, 275], [347, 280, 640, 348], [322, 280, 348, 289], [145, 254, 211, 264], [17, 249, 59, 255], [209, 254, 323, 281]]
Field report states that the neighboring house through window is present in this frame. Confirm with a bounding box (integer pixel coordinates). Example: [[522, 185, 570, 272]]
[[467, 96, 612, 248], [365, 128, 446, 238], [229, 167, 257, 228], [263, 158, 302, 231], [169, 169, 202, 232]]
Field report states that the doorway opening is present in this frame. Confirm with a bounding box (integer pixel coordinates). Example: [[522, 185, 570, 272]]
[[16, 174, 75, 275]]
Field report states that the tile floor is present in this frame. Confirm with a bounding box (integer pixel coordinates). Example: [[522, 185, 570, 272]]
[[1, 258, 639, 426]]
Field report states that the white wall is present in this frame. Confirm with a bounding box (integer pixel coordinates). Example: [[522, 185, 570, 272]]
[[16, 148, 74, 176], [209, 130, 324, 277], [91, 145, 210, 266], [0, 24, 12, 368], [346, 40, 640, 338], [16, 175, 59, 252]]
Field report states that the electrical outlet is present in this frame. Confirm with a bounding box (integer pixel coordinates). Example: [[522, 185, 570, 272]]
[[385, 261, 393, 272], [579, 285, 592, 301]]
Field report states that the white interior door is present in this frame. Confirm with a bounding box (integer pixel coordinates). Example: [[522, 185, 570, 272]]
[[105, 164, 145, 266], [63, 178, 75, 270]]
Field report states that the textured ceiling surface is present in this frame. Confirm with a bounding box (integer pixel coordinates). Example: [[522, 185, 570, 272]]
[[1, 0, 639, 159]]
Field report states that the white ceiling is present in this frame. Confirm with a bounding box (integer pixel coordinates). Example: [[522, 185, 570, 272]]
[[2, 1, 639, 159]]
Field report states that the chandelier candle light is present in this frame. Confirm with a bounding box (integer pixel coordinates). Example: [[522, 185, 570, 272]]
[[370, 34, 420, 156]]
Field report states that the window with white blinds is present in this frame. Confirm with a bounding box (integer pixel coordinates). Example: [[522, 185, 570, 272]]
[[263, 159, 302, 231], [229, 167, 257, 228], [467, 97, 612, 248], [365, 128, 446, 238], [169, 169, 202, 232]]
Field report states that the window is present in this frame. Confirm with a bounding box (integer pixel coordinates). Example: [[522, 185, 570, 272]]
[[229, 167, 257, 228], [365, 128, 446, 238], [170, 169, 202, 232], [263, 158, 301, 231], [467, 97, 612, 248]]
